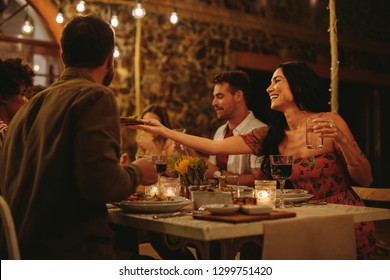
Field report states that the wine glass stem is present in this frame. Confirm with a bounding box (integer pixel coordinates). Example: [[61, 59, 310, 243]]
[[279, 180, 286, 208]]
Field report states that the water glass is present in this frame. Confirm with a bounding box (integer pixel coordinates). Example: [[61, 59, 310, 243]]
[[306, 118, 323, 150]]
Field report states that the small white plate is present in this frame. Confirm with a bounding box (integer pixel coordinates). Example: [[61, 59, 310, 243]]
[[204, 204, 240, 215], [241, 205, 273, 215]]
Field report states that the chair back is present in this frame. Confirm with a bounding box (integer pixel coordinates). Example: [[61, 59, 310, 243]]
[[0, 195, 20, 259]]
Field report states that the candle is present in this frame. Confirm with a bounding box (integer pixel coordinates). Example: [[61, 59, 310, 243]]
[[145, 185, 160, 198], [255, 180, 277, 208]]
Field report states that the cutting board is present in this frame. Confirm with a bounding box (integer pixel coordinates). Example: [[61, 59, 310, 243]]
[[193, 210, 296, 224]]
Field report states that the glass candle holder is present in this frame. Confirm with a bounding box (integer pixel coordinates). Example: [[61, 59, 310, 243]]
[[160, 177, 181, 198], [255, 180, 277, 208], [145, 185, 160, 198]]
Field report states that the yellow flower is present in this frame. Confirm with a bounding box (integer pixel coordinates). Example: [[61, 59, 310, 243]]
[[168, 154, 207, 186]]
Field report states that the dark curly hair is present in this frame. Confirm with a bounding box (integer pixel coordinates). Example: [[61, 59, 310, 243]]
[[0, 58, 34, 100], [260, 61, 330, 177]]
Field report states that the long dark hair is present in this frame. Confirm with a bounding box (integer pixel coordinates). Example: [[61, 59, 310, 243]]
[[260, 61, 330, 176]]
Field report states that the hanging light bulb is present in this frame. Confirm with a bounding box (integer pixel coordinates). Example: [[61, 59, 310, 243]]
[[114, 45, 120, 58], [21, 15, 34, 35], [132, 0, 146, 19], [56, 7, 64, 24], [76, 0, 86, 13], [110, 14, 119, 28], [169, 8, 179, 24]]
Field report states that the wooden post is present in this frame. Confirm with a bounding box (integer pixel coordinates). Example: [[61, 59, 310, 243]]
[[134, 18, 142, 117], [329, 0, 339, 112]]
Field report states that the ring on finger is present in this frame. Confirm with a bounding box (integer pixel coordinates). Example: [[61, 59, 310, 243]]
[[329, 123, 334, 128]]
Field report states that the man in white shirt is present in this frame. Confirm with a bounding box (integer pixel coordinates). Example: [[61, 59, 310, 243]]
[[205, 70, 267, 187]]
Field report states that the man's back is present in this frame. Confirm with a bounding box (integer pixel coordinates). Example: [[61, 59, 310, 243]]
[[0, 68, 141, 259]]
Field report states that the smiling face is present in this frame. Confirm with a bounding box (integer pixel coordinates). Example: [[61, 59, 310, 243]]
[[266, 67, 295, 112], [211, 82, 238, 121]]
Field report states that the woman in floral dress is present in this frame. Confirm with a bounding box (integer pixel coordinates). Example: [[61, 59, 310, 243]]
[[136, 61, 375, 258]]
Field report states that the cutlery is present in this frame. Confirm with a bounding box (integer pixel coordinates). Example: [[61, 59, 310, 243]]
[[152, 212, 186, 219], [292, 201, 327, 207]]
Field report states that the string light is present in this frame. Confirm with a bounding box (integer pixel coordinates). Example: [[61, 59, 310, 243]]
[[114, 45, 120, 58], [76, 0, 86, 13], [21, 15, 34, 35], [56, 7, 64, 24], [132, 0, 146, 19], [169, 8, 179, 24], [110, 14, 119, 28]]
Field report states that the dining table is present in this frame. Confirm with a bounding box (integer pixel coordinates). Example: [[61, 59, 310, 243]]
[[108, 202, 390, 260]]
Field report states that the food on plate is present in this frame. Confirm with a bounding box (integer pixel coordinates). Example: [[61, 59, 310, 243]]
[[120, 115, 144, 125], [285, 189, 306, 194], [127, 192, 169, 202]]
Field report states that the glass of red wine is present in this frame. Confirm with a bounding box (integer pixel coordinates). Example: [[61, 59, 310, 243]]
[[152, 155, 167, 190], [270, 155, 293, 208]]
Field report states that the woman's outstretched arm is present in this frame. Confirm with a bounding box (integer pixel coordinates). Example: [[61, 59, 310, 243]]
[[135, 118, 254, 156]]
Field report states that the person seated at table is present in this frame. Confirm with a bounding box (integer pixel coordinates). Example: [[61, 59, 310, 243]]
[[133, 61, 376, 259], [135, 104, 176, 158], [205, 70, 267, 187], [0, 15, 157, 260], [0, 57, 34, 152]]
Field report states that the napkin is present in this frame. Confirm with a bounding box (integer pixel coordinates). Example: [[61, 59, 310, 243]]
[[262, 213, 356, 259]]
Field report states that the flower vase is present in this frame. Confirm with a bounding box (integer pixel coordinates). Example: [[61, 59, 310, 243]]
[[179, 174, 191, 199]]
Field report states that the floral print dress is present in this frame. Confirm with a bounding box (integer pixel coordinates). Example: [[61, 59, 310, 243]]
[[241, 133, 376, 259]]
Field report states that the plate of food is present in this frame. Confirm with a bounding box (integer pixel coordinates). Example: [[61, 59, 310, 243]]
[[113, 196, 191, 213], [120, 115, 145, 125], [204, 204, 240, 215]]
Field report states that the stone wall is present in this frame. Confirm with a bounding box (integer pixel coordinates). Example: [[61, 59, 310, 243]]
[[57, 0, 389, 160]]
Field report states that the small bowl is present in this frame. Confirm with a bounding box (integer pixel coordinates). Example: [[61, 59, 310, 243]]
[[204, 204, 240, 215], [241, 205, 273, 215]]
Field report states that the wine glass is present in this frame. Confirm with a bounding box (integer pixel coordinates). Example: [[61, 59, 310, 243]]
[[152, 155, 167, 190], [270, 155, 293, 208]]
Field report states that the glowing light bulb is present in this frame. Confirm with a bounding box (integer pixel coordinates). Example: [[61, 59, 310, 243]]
[[110, 15, 119, 28], [170, 10, 179, 24], [76, 1, 86, 13], [132, 2, 146, 19], [56, 8, 64, 24], [114, 46, 120, 58], [21, 16, 34, 35]]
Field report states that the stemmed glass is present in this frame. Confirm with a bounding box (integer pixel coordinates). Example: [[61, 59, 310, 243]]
[[152, 155, 167, 189], [270, 155, 293, 208]]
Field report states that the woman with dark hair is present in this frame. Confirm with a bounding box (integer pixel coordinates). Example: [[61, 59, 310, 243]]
[[135, 61, 375, 258], [135, 103, 175, 157], [0, 57, 34, 151]]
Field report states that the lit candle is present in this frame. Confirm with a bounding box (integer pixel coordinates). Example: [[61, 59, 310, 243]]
[[254, 180, 277, 207], [145, 185, 160, 198]]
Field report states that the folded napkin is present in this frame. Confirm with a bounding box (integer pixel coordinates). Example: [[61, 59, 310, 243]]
[[262, 213, 356, 260]]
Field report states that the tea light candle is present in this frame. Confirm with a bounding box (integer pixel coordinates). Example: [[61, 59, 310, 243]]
[[254, 180, 277, 207], [145, 185, 160, 197], [164, 186, 178, 198]]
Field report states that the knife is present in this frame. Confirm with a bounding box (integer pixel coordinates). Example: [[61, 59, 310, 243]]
[[152, 212, 186, 219]]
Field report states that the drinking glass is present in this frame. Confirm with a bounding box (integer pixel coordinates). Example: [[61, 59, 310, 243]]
[[151, 155, 167, 189], [270, 155, 293, 208]]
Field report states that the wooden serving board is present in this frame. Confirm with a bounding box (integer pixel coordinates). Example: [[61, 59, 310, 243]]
[[193, 210, 296, 224]]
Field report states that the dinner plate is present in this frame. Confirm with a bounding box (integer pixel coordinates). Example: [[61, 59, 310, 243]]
[[277, 194, 314, 203], [113, 197, 191, 213], [204, 204, 240, 215], [276, 189, 308, 198]]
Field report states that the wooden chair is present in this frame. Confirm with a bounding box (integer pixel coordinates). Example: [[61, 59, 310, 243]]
[[352, 187, 390, 259], [0, 195, 20, 259]]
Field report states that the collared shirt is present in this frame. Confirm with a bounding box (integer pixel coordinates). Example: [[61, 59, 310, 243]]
[[209, 111, 267, 174], [0, 68, 142, 259]]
